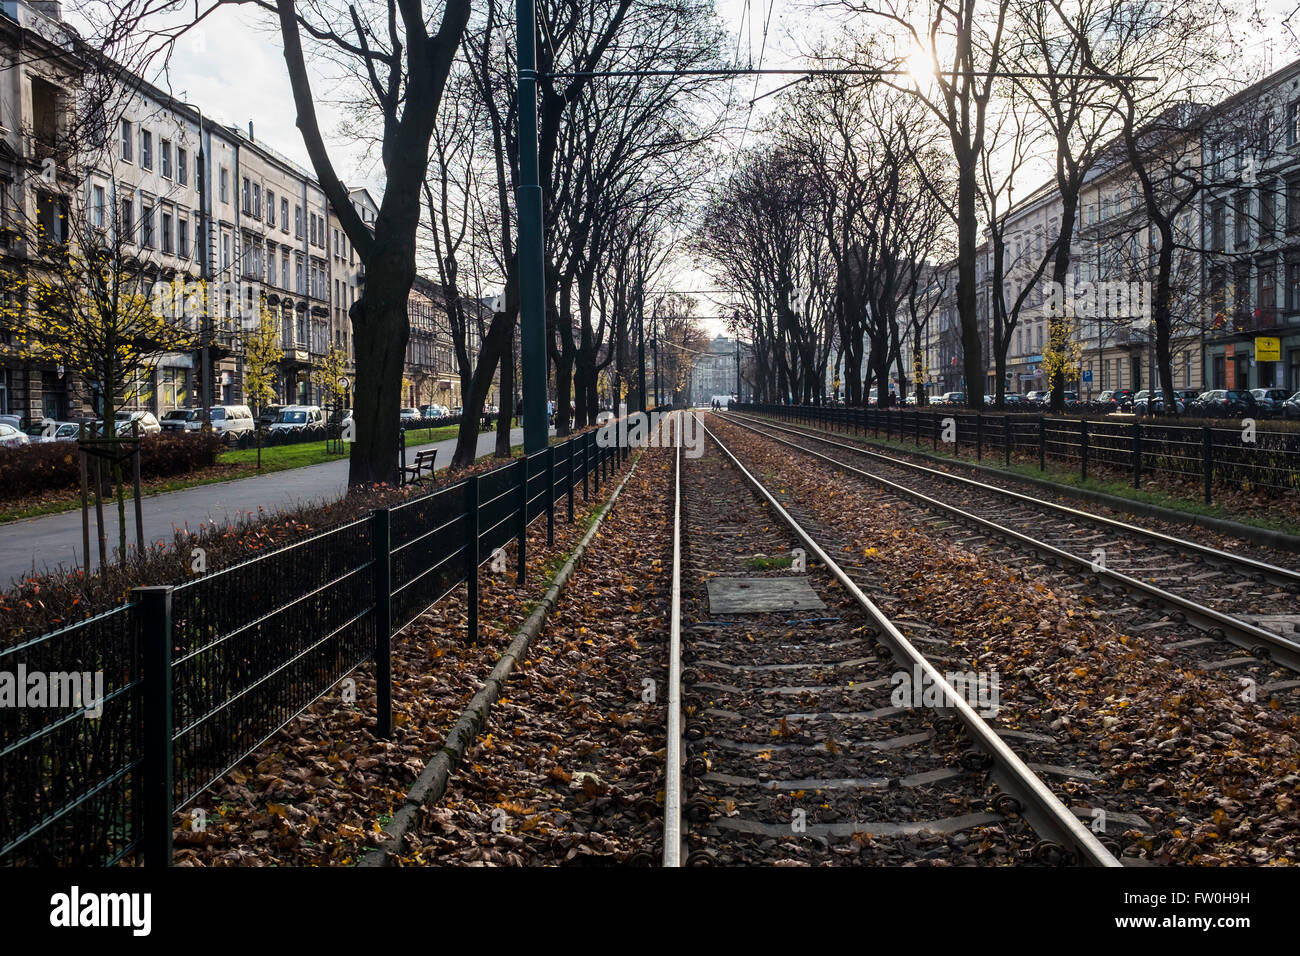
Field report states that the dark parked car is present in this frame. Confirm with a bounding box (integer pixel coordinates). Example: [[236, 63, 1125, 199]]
[[258, 405, 287, 429], [1187, 389, 1258, 418], [1093, 389, 1134, 413], [1250, 388, 1291, 418], [1132, 390, 1186, 416], [1282, 391, 1300, 420]]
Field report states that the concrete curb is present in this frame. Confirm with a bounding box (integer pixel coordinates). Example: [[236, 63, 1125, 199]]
[[359, 450, 644, 867], [788, 421, 1300, 555]]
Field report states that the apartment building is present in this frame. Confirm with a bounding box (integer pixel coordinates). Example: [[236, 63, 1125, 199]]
[[1202, 60, 1300, 394], [0, 0, 472, 425]]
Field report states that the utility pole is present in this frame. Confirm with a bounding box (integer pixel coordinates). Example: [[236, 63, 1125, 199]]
[[517, 0, 548, 452], [734, 336, 740, 402], [651, 302, 660, 408], [636, 232, 646, 415], [187, 103, 212, 432]]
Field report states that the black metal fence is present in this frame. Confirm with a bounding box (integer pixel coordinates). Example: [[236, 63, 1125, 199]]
[[1, 428, 628, 868], [735, 404, 1300, 503]]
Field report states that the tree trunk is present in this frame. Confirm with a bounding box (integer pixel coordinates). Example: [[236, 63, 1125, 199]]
[[347, 257, 412, 485], [496, 328, 514, 457], [957, 154, 985, 410]]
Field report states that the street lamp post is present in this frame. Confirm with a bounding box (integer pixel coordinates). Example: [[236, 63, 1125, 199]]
[[517, 0, 548, 451]]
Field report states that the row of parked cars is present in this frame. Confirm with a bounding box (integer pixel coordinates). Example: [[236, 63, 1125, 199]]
[[1089, 387, 1300, 418], [0, 403, 353, 449]]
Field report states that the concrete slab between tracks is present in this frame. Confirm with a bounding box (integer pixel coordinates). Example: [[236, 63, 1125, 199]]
[[706, 576, 827, 614]]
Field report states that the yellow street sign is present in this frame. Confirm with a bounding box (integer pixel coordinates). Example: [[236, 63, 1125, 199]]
[[1256, 337, 1281, 362]]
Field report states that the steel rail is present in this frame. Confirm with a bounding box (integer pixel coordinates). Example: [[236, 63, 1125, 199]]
[[694, 414, 1122, 868], [717, 412, 1300, 672], [663, 415, 684, 867], [723, 411, 1300, 588]]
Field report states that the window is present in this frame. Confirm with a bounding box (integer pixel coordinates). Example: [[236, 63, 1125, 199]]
[[295, 254, 304, 293], [161, 209, 173, 254], [219, 166, 229, 204], [161, 139, 172, 178], [1211, 200, 1226, 249], [309, 213, 316, 245], [1288, 176, 1300, 233], [221, 230, 230, 270], [140, 202, 154, 249], [267, 190, 275, 226], [36, 191, 68, 246], [178, 215, 190, 258], [334, 228, 340, 256], [242, 176, 250, 214], [177, 147, 188, 186], [295, 205, 303, 238], [281, 250, 289, 288], [281, 198, 289, 233], [1234, 190, 1250, 248], [92, 184, 106, 229], [122, 198, 134, 242], [253, 183, 261, 219], [141, 129, 153, 170], [1288, 258, 1300, 311], [1288, 100, 1300, 147], [1259, 258, 1276, 315], [120, 119, 132, 161], [160, 367, 187, 407], [1261, 180, 1276, 238]]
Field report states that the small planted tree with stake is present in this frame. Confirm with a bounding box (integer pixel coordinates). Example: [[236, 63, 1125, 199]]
[[243, 302, 284, 470]]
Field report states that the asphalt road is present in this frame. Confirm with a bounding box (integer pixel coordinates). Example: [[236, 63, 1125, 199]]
[[0, 427, 528, 587]]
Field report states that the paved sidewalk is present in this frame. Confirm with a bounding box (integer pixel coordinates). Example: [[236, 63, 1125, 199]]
[[0, 427, 528, 587]]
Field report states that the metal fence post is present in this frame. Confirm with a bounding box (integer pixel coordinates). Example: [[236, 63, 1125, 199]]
[[465, 476, 479, 644], [583, 431, 590, 502], [371, 508, 392, 738], [1080, 419, 1089, 482], [135, 585, 174, 868], [976, 414, 983, 462], [1202, 426, 1213, 505], [398, 429, 407, 487], [517, 456, 528, 586], [567, 439, 575, 523], [1038, 416, 1046, 472], [1132, 422, 1142, 489], [1005, 416, 1012, 467], [546, 444, 555, 547]]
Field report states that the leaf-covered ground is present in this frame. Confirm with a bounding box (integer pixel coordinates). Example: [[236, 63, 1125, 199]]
[[161, 454, 636, 866], [710, 415, 1300, 865], [401, 447, 674, 865]]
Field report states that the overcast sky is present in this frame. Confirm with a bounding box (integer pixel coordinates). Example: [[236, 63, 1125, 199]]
[[66, 0, 1300, 334]]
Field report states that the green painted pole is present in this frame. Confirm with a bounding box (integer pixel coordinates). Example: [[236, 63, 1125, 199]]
[[517, 0, 549, 454]]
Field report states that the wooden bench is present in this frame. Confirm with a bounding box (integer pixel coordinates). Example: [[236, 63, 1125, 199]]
[[401, 448, 437, 485]]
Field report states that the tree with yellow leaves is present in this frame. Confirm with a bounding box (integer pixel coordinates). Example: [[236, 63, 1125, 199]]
[[243, 302, 284, 470]]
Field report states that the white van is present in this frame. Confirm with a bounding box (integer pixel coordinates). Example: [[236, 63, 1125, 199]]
[[208, 405, 256, 442], [268, 405, 325, 435]]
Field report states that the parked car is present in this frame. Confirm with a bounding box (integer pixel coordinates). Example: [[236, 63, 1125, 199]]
[[115, 410, 161, 436], [1283, 391, 1300, 420], [207, 405, 256, 442], [400, 407, 422, 423], [1092, 389, 1134, 413], [1002, 393, 1030, 408], [268, 405, 325, 435], [160, 408, 198, 432], [0, 422, 29, 448], [1187, 389, 1258, 417], [27, 420, 82, 443], [1250, 388, 1291, 418], [258, 405, 288, 430], [1132, 390, 1186, 416], [937, 391, 966, 405], [0, 414, 24, 431]]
